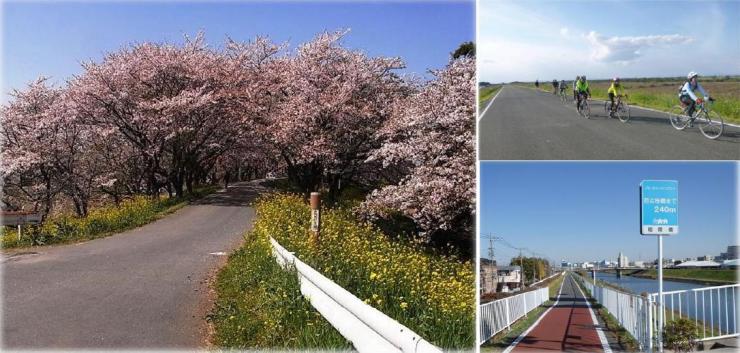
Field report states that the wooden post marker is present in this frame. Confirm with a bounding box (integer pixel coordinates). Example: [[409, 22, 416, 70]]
[[310, 192, 321, 246]]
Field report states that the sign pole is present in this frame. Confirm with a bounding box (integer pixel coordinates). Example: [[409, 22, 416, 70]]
[[18, 224, 21, 241], [639, 180, 678, 353], [309, 192, 321, 246], [657, 234, 664, 352]]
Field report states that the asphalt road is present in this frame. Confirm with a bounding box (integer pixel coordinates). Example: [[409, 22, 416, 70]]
[[509, 273, 615, 352], [479, 85, 740, 160], [2, 182, 261, 349]]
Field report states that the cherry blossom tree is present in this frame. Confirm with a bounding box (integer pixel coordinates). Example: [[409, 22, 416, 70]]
[[1, 78, 108, 217], [264, 30, 407, 199], [68, 33, 274, 197], [362, 58, 476, 242]]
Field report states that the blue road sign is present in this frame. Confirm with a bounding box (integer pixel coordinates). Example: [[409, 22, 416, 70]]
[[640, 180, 678, 235]]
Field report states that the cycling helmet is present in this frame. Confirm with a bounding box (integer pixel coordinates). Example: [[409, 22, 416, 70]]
[[613, 77, 620, 82], [687, 71, 698, 80], [581, 75, 587, 80]]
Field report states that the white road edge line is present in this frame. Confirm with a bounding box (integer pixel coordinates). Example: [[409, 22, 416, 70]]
[[478, 85, 505, 121], [573, 275, 613, 353], [502, 272, 565, 353]]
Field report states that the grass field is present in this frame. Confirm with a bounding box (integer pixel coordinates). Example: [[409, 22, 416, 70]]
[[479, 85, 501, 110], [632, 268, 738, 284], [480, 273, 565, 352]]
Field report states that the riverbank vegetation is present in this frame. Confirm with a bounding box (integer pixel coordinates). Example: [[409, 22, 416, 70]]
[[631, 268, 737, 284]]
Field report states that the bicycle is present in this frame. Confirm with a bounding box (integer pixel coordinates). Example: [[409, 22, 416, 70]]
[[576, 93, 590, 119], [560, 89, 568, 103], [669, 99, 723, 139], [603, 95, 631, 122]]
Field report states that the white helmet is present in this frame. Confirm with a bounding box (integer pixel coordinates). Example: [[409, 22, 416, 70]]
[[687, 71, 699, 80]]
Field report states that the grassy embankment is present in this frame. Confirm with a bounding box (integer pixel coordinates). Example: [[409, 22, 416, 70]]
[[1, 186, 219, 249], [210, 193, 475, 350], [480, 273, 565, 352], [630, 268, 738, 285], [588, 80, 740, 125], [479, 85, 502, 110]]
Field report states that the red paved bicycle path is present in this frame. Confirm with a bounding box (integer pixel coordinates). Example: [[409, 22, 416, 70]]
[[510, 274, 608, 352]]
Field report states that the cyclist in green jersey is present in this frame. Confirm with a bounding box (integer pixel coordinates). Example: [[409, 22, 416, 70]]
[[607, 77, 626, 113], [575, 75, 590, 108]]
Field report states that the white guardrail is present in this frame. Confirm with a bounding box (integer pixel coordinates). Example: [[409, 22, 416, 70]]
[[649, 284, 739, 343], [479, 272, 562, 345], [575, 274, 653, 351], [269, 237, 442, 353], [575, 273, 739, 352]]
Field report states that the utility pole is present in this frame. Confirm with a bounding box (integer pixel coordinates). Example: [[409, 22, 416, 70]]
[[519, 248, 525, 288], [482, 234, 503, 264]]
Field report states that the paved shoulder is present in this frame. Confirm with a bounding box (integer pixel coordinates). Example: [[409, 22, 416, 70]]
[[479, 85, 739, 160], [2, 182, 263, 349]]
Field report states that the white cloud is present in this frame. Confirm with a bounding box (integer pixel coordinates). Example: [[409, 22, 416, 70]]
[[560, 27, 569, 37], [585, 31, 694, 63]]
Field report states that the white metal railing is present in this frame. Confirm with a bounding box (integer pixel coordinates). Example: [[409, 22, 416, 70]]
[[574, 274, 653, 351], [269, 237, 442, 353], [479, 272, 562, 345], [529, 271, 563, 287], [575, 272, 740, 352], [649, 284, 739, 343]]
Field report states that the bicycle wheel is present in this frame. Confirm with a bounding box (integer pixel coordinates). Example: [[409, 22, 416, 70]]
[[603, 101, 609, 116], [582, 100, 591, 119], [669, 105, 690, 130], [617, 102, 631, 123], [697, 110, 724, 140]]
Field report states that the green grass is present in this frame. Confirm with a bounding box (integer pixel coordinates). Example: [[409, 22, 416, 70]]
[[209, 232, 351, 349], [632, 268, 738, 284], [224, 193, 475, 349], [1, 186, 219, 249], [480, 273, 565, 352], [479, 85, 501, 110]]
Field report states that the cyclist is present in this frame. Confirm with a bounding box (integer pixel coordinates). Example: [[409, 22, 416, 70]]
[[573, 76, 580, 102], [552, 79, 558, 94], [559, 79, 567, 96], [679, 71, 712, 117], [535, 79, 539, 88], [607, 77, 626, 114], [576, 75, 590, 108]]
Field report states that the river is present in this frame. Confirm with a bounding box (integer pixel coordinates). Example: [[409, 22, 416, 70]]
[[594, 272, 738, 336]]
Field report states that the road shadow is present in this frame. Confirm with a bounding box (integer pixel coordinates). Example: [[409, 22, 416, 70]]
[[540, 296, 595, 309], [191, 182, 267, 207]]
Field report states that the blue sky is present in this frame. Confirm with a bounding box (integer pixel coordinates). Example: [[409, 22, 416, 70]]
[[479, 0, 740, 83], [1, 0, 473, 102], [480, 162, 739, 265]]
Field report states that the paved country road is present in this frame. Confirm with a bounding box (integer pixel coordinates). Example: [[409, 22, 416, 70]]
[[2, 182, 262, 349], [479, 85, 740, 160], [507, 273, 617, 352]]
